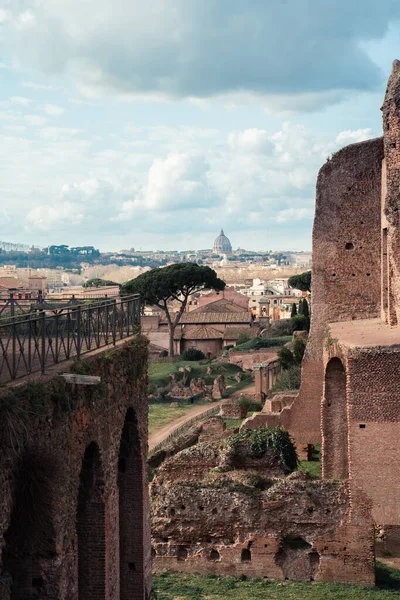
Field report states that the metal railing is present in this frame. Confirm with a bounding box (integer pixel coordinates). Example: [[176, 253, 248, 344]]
[[0, 294, 141, 384]]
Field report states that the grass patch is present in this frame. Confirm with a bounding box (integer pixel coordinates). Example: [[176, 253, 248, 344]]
[[149, 361, 243, 390], [223, 418, 243, 429], [300, 460, 321, 479], [231, 336, 292, 352], [148, 403, 202, 434], [152, 565, 400, 599]]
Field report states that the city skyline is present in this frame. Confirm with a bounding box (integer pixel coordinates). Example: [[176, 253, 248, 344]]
[[1, 2, 400, 250]]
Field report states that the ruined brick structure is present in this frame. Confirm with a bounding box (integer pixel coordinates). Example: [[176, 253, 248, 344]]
[[253, 61, 400, 551], [151, 439, 374, 585], [0, 337, 151, 600]]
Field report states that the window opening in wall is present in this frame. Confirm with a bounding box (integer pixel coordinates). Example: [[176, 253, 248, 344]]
[[345, 242, 354, 250], [241, 549, 251, 562], [177, 547, 188, 562], [359, 424, 366, 429], [209, 549, 220, 561]]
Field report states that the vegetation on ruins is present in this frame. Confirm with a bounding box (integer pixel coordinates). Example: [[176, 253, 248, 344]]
[[121, 263, 225, 356], [83, 277, 120, 287], [151, 563, 400, 599], [226, 426, 298, 473], [277, 338, 306, 370], [288, 270, 311, 292], [182, 348, 206, 361], [231, 335, 292, 351], [270, 364, 302, 392]]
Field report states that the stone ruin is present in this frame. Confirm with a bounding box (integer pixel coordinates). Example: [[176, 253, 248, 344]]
[[212, 375, 226, 399], [250, 60, 400, 556], [150, 61, 400, 587], [151, 433, 373, 584]]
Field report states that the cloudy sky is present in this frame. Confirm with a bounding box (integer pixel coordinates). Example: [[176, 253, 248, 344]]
[[0, 1, 399, 252]]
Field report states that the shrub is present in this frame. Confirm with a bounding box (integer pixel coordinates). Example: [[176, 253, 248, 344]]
[[277, 346, 294, 370], [227, 426, 299, 473], [268, 319, 293, 337], [292, 314, 310, 332], [271, 364, 302, 392], [181, 348, 206, 361], [293, 338, 306, 364], [159, 350, 168, 357], [232, 336, 291, 352]]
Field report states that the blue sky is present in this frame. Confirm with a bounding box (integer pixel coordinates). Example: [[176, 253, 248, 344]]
[[0, 1, 399, 252]]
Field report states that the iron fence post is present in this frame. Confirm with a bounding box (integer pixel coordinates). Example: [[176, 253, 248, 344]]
[[112, 300, 117, 345], [41, 311, 46, 375], [77, 305, 81, 357], [10, 294, 16, 379]]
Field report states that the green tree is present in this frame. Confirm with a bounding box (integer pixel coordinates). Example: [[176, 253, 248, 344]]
[[288, 270, 311, 293], [277, 346, 295, 370], [301, 298, 310, 319], [293, 338, 306, 364], [290, 303, 297, 318], [83, 278, 120, 288], [298, 298, 303, 314], [121, 263, 225, 357]]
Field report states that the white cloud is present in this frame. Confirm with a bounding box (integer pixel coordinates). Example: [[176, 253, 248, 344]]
[[23, 114, 47, 126], [22, 81, 58, 90], [9, 96, 31, 105], [39, 127, 81, 140], [228, 129, 274, 155], [274, 207, 315, 223], [26, 202, 84, 231], [43, 103, 65, 116], [336, 128, 374, 145]]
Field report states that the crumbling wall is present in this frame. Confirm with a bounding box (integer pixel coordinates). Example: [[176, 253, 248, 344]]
[[274, 137, 383, 457], [152, 471, 374, 585], [0, 337, 150, 600]]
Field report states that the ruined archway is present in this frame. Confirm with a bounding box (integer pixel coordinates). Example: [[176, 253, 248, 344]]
[[118, 407, 145, 600], [322, 358, 349, 479], [1, 448, 58, 600], [77, 442, 106, 600]]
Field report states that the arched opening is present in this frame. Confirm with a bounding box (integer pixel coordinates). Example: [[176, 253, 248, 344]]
[[118, 408, 145, 600], [209, 549, 220, 561], [1, 449, 58, 600], [322, 358, 349, 479], [77, 442, 106, 600]]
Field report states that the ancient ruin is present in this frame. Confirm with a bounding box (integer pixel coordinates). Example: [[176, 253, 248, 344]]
[[151, 430, 374, 584], [0, 338, 151, 600], [150, 61, 400, 586]]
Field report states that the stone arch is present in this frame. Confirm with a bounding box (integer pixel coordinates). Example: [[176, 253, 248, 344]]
[[118, 407, 145, 600], [1, 448, 58, 600], [322, 357, 349, 479], [77, 441, 106, 600]]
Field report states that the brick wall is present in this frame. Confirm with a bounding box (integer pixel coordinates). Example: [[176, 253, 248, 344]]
[[0, 337, 150, 600], [273, 137, 383, 456]]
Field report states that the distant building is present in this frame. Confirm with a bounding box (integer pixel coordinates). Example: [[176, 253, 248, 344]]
[[213, 229, 232, 255]]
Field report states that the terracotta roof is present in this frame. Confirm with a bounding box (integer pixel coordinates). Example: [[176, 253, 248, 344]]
[[223, 326, 258, 340], [191, 298, 246, 314], [180, 311, 250, 324], [176, 325, 224, 340], [0, 277, 24, 289]]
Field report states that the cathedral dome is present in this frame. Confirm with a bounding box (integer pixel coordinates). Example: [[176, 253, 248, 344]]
[[213, 229, 232, 254]]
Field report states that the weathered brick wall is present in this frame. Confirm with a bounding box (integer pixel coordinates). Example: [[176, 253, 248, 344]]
[[346, 347, 400, 527], [152, 472, 374, 585], [381, 59, 400, 325], [0, 337, 151, 600], [277, 137, 383, 456]]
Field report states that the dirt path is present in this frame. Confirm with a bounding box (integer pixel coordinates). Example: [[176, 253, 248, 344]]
[[148, 382, 256, 451]]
